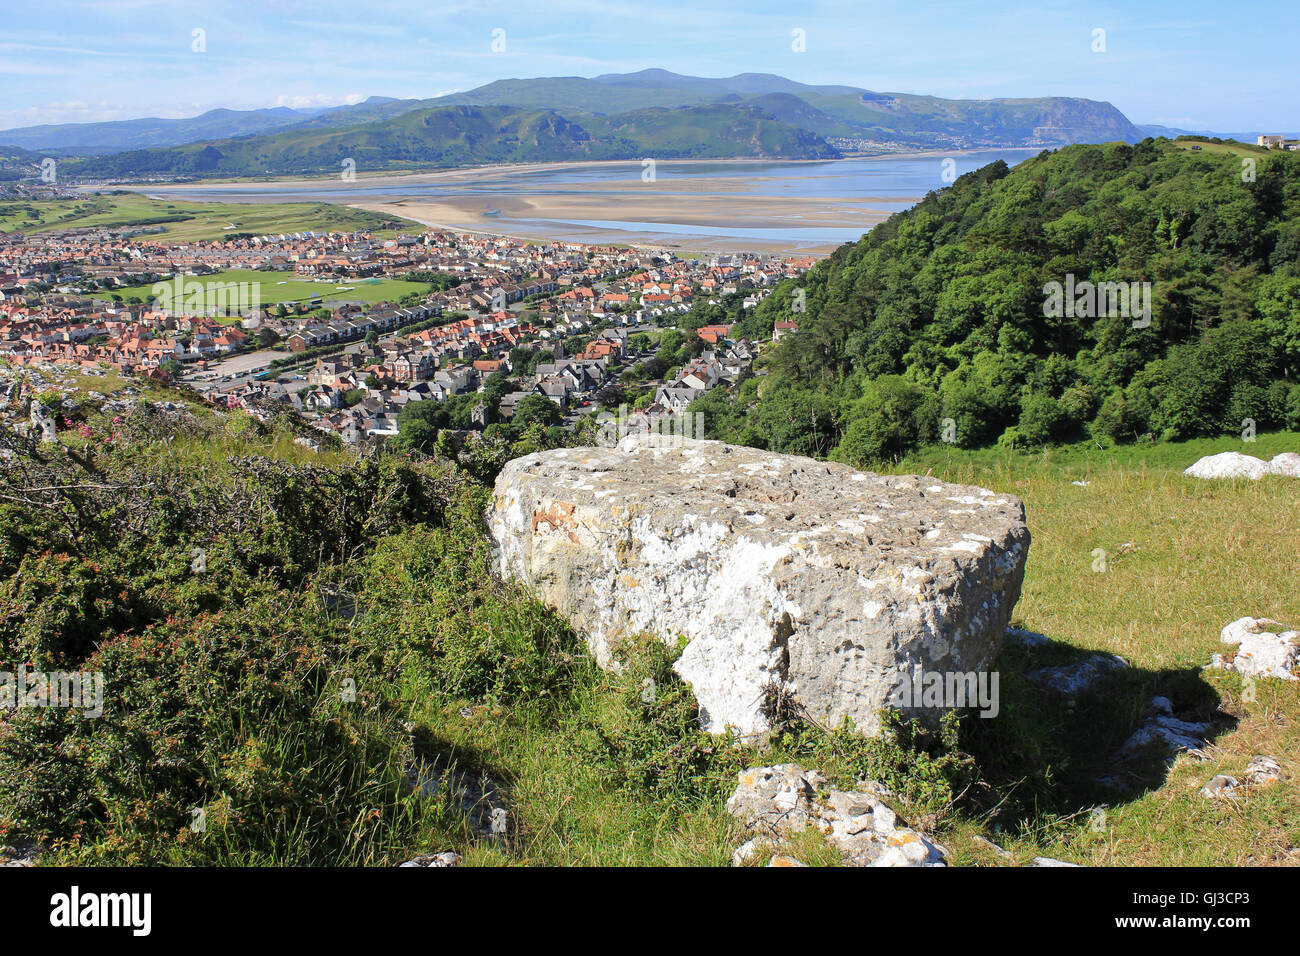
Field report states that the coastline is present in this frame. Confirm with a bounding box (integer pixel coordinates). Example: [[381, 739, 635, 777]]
[[111, 149, 1035, 255], [112, 148, 1035, 194]]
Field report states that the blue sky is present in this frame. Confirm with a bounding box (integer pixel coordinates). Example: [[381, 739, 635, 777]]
[[1, 0, 1295, 133]]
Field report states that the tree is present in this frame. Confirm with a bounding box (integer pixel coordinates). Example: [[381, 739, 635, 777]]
[[833, 376, 939, 464], [512, 395, 562, 429], [1017, 393, 1069, 446]]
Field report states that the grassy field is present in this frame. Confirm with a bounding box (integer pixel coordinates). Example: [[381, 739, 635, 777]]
[[15, 387, 1298, 866], [395, 429, 1300, 866], [111, 268, 430, 307], [876, 432, 1300, 866], [0, 192, 419, 240], [1162, 139, 1268, 159]]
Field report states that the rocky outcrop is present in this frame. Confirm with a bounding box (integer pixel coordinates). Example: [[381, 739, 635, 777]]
[[487, 436, 1030, 735], [1027, 653, 1129, 697], [1098, 696, 1213, 791], [726, 764, 947, 867], [28, 401, 55, 442], [1183, 452, 1299, 479], [1208, 617, 1299, 681]]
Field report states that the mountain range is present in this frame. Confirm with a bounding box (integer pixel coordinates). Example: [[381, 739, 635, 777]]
[[3, 70, 1153, 181]]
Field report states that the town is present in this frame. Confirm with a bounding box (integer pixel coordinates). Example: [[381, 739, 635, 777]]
[[0, 222, 816, 446]]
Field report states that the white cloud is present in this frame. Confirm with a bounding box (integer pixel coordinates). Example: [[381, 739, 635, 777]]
[[270, 92, 366, 110]]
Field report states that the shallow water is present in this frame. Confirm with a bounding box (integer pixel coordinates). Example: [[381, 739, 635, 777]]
[[140, 150, 1039, 249]]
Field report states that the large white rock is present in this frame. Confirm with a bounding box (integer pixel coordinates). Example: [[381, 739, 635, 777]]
[[1266, 452, 1300, 477], [1184, 451, 1300, 480], [1209, 617, 1299, 681], [1183, 452, 1270, 479], [487, 436, 1030, 734]]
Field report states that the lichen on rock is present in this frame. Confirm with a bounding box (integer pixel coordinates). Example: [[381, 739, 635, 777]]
[[487, 436, 1030, 735]]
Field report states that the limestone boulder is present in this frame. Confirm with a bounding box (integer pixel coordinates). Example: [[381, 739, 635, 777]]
[[1183, 451, 1300, 479], [487, 436, 1030, 735], [1208, 617, 1299, 681]]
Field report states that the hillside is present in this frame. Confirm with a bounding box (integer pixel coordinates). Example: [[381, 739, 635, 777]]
[[60, 101, 837, 180], [0, 98, 409, 154], [440, 70, 1144, 146], [700, 140, 1300, 462], [6, 70, 1144, 180], [1, 367, 1295, 867], [580, 102, 839, 159]]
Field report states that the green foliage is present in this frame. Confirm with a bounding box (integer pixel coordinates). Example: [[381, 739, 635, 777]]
[[512, 394, 562, 429], [356, 519, 592, 716], [774, 711, 976, 821], [567, 635, 746, 800], [706, 143, 1300, 463], [832, 374, 940, 465]]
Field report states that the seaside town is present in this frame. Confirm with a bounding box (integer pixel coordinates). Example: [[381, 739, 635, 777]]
[[0, 220, 816, 444]]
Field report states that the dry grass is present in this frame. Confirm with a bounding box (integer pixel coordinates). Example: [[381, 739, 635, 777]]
[[891, 432, 1300, 866]]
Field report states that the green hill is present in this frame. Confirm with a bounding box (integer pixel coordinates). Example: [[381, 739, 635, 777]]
[[438, 70, 1144, 146], [701, 139, 1300, 460], [3, 360, 1297, 867], [580, 102, 839, 159], [61, 101, 839, 180], [23, 70, 1147, 181]]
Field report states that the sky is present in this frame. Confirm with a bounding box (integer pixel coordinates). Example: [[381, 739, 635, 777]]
[[1, 0, 1296, 133]]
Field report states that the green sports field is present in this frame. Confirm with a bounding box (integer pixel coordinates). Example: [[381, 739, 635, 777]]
[[112, 268, 430, 308]]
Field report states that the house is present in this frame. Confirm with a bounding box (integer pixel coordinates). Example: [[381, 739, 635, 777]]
[[655, 385, 704, 413], [773, 321, 799, 342], [497, 390, 532, 417]]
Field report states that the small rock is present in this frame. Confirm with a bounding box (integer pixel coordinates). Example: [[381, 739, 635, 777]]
[[767, 854, 807, 867], [1267, 453, 1300, 477], [726, 764, 824, 832], [1244, 755, 1282, 786], [1198, 774, 1240, 799], [1183, 452, 1271, 480], [1098, 697, 1214, 790], [871, 828, 947, 867], [1006, 627, 1050, 648], [731, 838, 763, 866], [1027, 654, 1129, 697], [1031, 856, 1081, 867], [1115, 710, 1211, 761]]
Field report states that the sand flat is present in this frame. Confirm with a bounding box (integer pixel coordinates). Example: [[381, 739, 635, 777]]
[[126, 157, 941, 253]]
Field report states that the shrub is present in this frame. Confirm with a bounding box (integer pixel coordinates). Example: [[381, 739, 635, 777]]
[[1017, 392, 1070, 446], [834, 375, 940, 464]]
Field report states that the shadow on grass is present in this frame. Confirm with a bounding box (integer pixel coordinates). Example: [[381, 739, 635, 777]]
[[408, 725, 519, 851], [959, 626, 1237, 830]]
